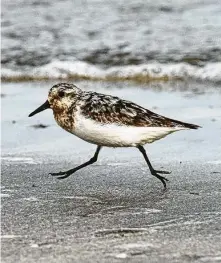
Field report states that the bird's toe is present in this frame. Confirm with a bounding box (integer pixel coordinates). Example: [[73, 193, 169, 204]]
[[56, 173, 71, 179], [49, 171, 66, 176], [155, 170, 171, 174], [151, 171, 169, 189]]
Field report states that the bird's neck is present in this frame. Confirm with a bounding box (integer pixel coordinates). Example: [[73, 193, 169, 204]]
[[53, 109, 76, 133]]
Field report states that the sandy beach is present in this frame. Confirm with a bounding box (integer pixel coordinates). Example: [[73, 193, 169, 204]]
[[1, 81, 221, 262]]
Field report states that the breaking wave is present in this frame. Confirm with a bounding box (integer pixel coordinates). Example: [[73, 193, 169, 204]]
[[2, 61, 221, 83]]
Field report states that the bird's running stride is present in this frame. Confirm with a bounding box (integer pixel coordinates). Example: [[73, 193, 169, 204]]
[[29, 83, 200, 188]]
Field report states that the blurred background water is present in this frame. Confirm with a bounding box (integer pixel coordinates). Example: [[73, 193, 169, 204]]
[[1, 0, 221, 82]]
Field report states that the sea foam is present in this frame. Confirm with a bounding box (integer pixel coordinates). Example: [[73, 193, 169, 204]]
[[2, 61, 221, 82]]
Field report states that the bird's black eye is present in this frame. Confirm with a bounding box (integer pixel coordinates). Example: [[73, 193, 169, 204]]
[[58, 91, 65, 97]]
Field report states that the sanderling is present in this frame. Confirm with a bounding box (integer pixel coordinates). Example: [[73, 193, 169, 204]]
[[29, 83, 200, 188]]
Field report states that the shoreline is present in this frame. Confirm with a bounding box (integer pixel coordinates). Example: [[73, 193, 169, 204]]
[[2, 61, 221, 84]]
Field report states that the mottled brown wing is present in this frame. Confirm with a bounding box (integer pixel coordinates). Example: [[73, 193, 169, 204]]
[[80, 92, 197, 128]]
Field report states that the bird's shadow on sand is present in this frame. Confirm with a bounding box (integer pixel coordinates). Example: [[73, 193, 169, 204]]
[[44, 183, 170, 219]]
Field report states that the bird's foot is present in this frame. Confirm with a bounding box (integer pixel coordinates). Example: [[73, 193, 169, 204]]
[[154, 170, 171, 174], [151, 170, 169, 189], [49, 170, 72, 179], [49, 171, 66, 176]]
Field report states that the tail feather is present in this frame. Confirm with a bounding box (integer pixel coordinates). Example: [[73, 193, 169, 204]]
[[182, 122, 201, 129], [168, 118, 201, 129]]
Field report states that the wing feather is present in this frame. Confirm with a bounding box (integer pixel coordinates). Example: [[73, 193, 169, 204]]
[[80, 92, 200, 129]]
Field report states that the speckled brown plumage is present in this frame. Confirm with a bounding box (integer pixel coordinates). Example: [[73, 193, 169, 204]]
[[46, 83, 200, 130], [80, 92, 200, 129], [48, 83, 83, 133]]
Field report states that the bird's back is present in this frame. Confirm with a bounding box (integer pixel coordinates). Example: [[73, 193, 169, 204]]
[[79, 91, 200, 129]]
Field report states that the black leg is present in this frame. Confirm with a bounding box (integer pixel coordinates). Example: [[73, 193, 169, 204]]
[[137, 145, 170, 189], [49, 146, 102, 179]]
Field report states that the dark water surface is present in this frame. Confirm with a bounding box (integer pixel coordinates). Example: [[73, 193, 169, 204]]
[[2, 0, 221, 81]]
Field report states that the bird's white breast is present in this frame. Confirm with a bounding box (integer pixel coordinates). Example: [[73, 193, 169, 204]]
[[71, 112, 187, 147]]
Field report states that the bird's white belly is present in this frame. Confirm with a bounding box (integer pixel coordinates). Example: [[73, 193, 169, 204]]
[[72, 114, 186, 147]]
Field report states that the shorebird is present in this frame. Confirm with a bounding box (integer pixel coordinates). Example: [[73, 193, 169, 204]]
[[29, 83, 200, 188]]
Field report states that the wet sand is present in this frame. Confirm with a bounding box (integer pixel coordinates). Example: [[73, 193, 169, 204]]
[[1, 81, 221, 262]]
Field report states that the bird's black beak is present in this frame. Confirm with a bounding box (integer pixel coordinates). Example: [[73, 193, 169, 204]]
[[28, 100, 50, 117]]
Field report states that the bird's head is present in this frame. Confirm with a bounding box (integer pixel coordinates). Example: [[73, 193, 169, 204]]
[[28, 83, 82, 117]]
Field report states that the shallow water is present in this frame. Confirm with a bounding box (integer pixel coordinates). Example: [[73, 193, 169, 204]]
[[2, 0, 221, 81], [1, 81, 221, 163]]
